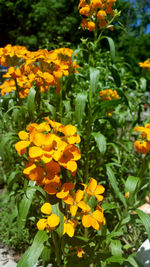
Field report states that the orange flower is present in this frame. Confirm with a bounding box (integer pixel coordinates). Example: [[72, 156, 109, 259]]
[[134, 140, 150, 154], [58, 144, 81, 175], [37, 203, 60, 232], [63, 216, 78, 237], [84, 178, 105, 201], [76, 247, 85, 258], [44, 181, 74, 198], [63, 189, 85, 216]]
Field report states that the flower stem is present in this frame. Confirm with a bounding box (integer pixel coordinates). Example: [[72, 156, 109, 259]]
[[52, 231, 62, 266]]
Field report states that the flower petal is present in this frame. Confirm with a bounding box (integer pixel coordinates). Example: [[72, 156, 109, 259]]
[[82, 214, 91, 228], [37, 219, 47, 230], [88, 178, 97, 192], [41, 203, 52, 215], [47, 214, 60, 228], [29, 146, 43, 158]]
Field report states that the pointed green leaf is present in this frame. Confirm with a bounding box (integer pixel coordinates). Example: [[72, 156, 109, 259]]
[[17, 231, 49, 267], [125, 255, 139, 267], [90, 67, 100, 95], [74, 92, 87, 125], [105, 36, 115, 64], [110, 65, 121, 87], [136, 209, 150, 241], [110, 240, 122, 257], [92, 132, 107, 154], [106, 165, 127, 208], [140, 77, 147, 91], [27, 86, 36, 120], [17, 182, 36, 233]]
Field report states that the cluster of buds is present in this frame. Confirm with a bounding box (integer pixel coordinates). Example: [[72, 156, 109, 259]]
[[15, 118, 81, 190], [134, 123, 150, 154], [0, 44, 80, 97], [99, 89, 119, 101], [37, 177, 105, 238], [78, 0, 116, 31], [138, 58, 150, 69]]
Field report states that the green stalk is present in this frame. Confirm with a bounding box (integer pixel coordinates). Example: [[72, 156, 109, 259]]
[[85, 84, 92, 184], [52, 231, 62, 266], [14, 78, 20, 104]]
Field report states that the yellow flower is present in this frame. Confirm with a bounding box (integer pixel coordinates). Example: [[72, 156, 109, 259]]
[[82, 209, 104, 230], [37, 203, 60, 232], [84, 178, 105, 201], [63, 216, 78, 237]]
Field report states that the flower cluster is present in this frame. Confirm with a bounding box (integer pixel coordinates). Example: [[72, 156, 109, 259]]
[[37, 203, 60, 232], [15, 118, 81, 189], [37, 178, 105, 238], [0, 44, 80, 97], [134, 123, 150, 154], [138, 58, 150, 69], [99, 89, 119, 101], [78, 0, 116, 31]]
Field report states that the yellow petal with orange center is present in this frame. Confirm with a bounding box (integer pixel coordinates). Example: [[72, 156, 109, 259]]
[[37, 219, 47, 230], [47, 214, 60, 228], [29, 146, 43, 158], [41, 203, 52, 215]]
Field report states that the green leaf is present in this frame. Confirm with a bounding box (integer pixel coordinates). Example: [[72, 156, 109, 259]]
[[125, 255, 139, 267], [17, 182, 36, 234], [90, 67, 100, 95], [116, 89, 129, 107], [110, 240, 122, 257], [74, 92, 87, 125], [17, 231, 49, 267], [52, 202, 64, 238], [110, 65, 121, 87], [41, 245, 51, 267], [27, 86, 36, 120], [105, 36, 115, 64], [106, 165, 127, 208], [140, 77, 147, 91], [125, 176, 140, 204], [136, 209, 150, 241], [92, 132, 107, 154], [102, 202, 118, 211], [106, 255, 125, 264]]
